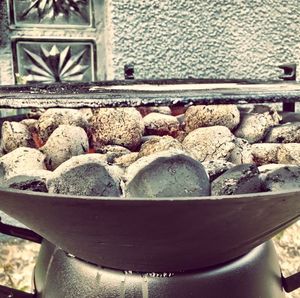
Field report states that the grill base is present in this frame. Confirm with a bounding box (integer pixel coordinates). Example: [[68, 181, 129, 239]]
[[34, 240, 285, 298]]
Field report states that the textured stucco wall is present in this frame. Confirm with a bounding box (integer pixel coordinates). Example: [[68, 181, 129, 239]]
[[0, 1, 14, 85], [2, 1, 300, 83], [107, 0, 300, 80]]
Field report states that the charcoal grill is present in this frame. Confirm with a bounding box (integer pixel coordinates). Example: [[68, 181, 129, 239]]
[[0, 78, 299, 297]]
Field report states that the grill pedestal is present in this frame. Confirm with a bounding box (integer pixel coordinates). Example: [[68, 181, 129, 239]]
[[34, 240, 285, 298]]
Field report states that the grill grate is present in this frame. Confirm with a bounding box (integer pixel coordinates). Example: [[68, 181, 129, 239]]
[[0, 79, 300, 109]]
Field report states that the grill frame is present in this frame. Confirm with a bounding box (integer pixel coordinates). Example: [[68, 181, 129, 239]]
[[0, 79, 299, 272], [0, 78, 300, 109]]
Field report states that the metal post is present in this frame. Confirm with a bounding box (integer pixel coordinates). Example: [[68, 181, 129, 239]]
[[279, 63, 296, 112], [124, 64, 135, 80]]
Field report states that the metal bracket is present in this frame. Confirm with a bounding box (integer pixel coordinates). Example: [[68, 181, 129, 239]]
[[282, 271, 300, 293], [279, 63, 297, 112], [124, 64, 135, 80], [0, 217, 42, 243], [279, 63, 297, 81], [0, 284, 34, 298]]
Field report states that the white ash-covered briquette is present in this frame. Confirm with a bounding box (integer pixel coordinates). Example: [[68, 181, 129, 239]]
[[252, 143, 300, 166], [147, 106, 172, 115], [40, 125, 89, 170], [138, 106, 177, 117], [140, 135, 160, 144], [0, 147, 46, 182], [138, 135, 184, 158], [3, 169, 53, 192], [79, 108, 94, 122], [175, 130, 188, 143], [28, 108, 46, 118], [235, 105, 281, 143], [90, 108, 144, 150], [211, 164, 262, 196], [235, 113, 273, 143], [259, 164, 300, 192], [20, 119, 38, 133], [143, 112, 180, 137], [252, 105, 282, 117], [264, 122, 300, 143], [251, 143, 282, 166], [251, 143, 300, 166], [202, 160, 235, 182], [1, 104, 300, 197], [47, 154, 122, 197], [96, 145, 131, 163], [237, 104, 255, 113], [280, 112, 300, 123], [1, 121, 34, 153], [175, 114, 185, 127], [184, 104, 240, 132], [37, 108, 89, 142], [229, 138, 254, 164], [277, 143, 300, 164], [182, 126, 235, 162], [123, 150, 210, 198], [114, 152, 139, 168], [97, 145, 131, 156]]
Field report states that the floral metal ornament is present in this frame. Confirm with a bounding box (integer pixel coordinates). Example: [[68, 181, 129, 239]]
[[14, 41, 95, 83], [11, 0, 92, 27], [24, 45, 89, 83], [21, 0, 89, 21]]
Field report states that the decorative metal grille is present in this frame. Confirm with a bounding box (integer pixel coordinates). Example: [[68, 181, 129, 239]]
[[12, 40, 96, 83], [8, 1, 99, 85], [9, 0, 93, 28]]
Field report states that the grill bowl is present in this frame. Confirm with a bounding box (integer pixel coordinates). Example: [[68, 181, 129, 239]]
[[0, 187, 299, 272], [0, 80, 299, 271]]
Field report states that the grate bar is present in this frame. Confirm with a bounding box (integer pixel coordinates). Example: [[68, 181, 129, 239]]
[[0, 79, 300, 108]]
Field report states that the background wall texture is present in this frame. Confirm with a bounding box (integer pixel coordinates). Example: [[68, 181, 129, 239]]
[[106, 0, 300, 80], [1, 0, 300, 83]]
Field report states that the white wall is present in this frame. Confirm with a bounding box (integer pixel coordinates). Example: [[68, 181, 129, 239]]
[[1, 0, 300, 83], [106, 0, 300, 80]]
